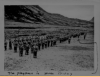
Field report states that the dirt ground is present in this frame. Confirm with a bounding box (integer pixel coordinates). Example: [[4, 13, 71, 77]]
[[4, 33, 94, 71]]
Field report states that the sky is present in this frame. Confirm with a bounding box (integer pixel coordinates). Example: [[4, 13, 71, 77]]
[[40, 5, 94, 21]]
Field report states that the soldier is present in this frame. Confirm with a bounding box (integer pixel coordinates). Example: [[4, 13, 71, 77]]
[[13, 39, 18, 53], [47, 38, 50, 47], [33, 43, 38, 58], [81, 32, 84, 35], [77, 34, 80, 39], [22, 37, 24, 42], [28, 39, 31, 47], [84, 32, 87, 40], [19, 41, 24, 57], [68, 37, 71, 44], [31, 43, 38, 58], [25, 42, 30, 55], [37, 40, 41, 51], [44, 39, 47, 48], [52, 38, 55, 46], [17, 38, 20, 43], [23, 40, 27, 49], [4, 40, 7, 51], [31, 40, 35, 53], [50, 39, 53, 46], [73, 34, 77, 38], [9, 39, 12, 50], [41, 39, 45, 49], [54, 39, 57, 46]]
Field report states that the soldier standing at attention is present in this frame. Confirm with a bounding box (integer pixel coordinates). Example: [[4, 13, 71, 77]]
[[25, 42, 29, 55], [48, 38, 50, 47], [54, 38, 56, 46], [68, 37, 71, 44], [41, 39, 44, 49], [37, 39, 41, 51], [84, 32, 87, 40], [31, 41, 34, 54], [33, 43, 38, 58], [13, 39, 18, 53], [31, 40, 35, 53], [19, 41, 24, 57], [4, 40, 7, 51], [52, 39, 55, 46], [44, 39, 47, 48], [50, 39, 52, 46], [28, 39, 31, 48], [77, 34, 80, 39], [9, 39, 12, 50]]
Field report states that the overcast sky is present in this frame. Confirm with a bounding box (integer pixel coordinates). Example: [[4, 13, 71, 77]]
[[40, 5, 94, 21]]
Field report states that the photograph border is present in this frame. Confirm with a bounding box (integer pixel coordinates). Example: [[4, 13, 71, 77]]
[[0, 0, 100, 76]]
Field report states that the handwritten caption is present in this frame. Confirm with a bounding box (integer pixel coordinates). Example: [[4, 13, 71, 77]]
[[7, 71, 72, 76]]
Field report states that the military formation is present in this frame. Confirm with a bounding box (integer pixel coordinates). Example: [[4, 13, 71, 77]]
[[4, 35, 58, 58], [4, 31, 87, 58]]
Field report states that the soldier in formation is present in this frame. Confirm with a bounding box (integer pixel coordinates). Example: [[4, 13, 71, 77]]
[[19, 40, 24, 57], [9, 39, 12, 50], [32, 43, 38, 58], [4, 40, 7, 51], [5, 32, 87, 58], [84, 32, 87, 40], [13, 39, 18, 53], [68, 36, 71, 44], [25, 42, 30, 55]]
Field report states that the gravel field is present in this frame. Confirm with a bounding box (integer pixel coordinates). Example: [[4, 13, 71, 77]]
[[4, 33, 94, 71]]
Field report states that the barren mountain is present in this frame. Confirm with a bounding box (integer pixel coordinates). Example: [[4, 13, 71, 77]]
[[90, 17, 94, 22], [5, 5, 93, 27]]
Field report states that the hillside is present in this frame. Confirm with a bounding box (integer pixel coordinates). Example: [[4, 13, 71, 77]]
[[90, 17, 94, 22], [5, 5, 93, 27]]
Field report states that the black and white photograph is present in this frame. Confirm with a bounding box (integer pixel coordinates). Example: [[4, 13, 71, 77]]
[[4, 4, 95, 72]]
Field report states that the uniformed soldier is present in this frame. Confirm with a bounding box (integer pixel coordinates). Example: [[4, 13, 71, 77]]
[[68, 37, 71, 44], [30, 40, 35, 53], [47, 38, 50, 47], [52, 39, 54, 46], [81, 32, 84, 35], [50, 39, 53, 46], [31, 42, 38, 58], [23, 40, 27, 49], [28, 39, 31, 47], [25, 42, 30, 55], [77, 34, 80, 39], [44, 39, 47, 48], [13, 40, 18, 53], [54, 38, 57, 46], [4, 40, 7, 51], [41, 39, 45, 49], [84, 32, 87, 40], [19, 41, 24, 57], [17, 38, 20, 43], [37, 40, 41, 51], [73, 34, 77, 38], [9, 39, 12, 50], [22, 38, 25, 42], [31, 41, 34, 54]]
